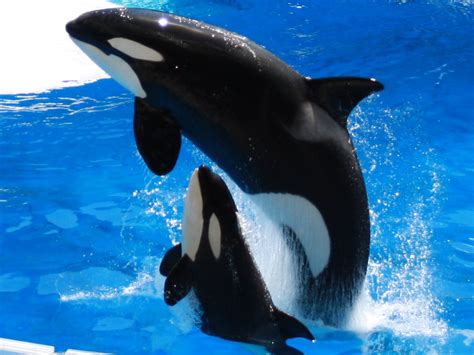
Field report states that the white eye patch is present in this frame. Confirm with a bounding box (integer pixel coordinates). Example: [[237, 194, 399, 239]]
[[208, 214, 221, 260], [108, 37, 164, 62]]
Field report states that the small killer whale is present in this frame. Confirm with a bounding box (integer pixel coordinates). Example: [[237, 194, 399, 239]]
[[160, 165, 315, 354], [66, 8, 384, 325]]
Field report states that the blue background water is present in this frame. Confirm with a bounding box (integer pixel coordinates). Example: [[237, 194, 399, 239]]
[[1, 0, 473, 353]]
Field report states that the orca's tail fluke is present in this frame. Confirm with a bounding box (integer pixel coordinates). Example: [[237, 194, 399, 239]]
[[274, 308, 315, 342], [307, 77, 384, 128]]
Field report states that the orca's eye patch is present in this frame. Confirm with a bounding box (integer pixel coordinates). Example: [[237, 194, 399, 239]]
[[108, 37, 164, 62]]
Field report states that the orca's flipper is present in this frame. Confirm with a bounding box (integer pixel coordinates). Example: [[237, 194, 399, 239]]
[[134, 98, 181, 175], [274, 309, 315, 342], [160, 243, 182, 276], [266, 344, 304, 355], [164, 254, 193, 306], [307, 77, 384, 128]]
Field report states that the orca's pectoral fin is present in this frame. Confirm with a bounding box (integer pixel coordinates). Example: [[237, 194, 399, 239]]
[[160, 243, 182, 276], [274, 309, 315, 342], [266, 344, 304, 355], [307, 77, 384, 128], [164, 254, 193, 306], [134, 98, 181, 175]]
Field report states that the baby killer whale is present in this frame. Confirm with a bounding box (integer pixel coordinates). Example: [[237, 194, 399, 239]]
[[66, 8, 384, 325], [161, 166, 315, 354]]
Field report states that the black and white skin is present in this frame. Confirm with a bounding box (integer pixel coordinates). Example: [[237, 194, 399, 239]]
[[66, 8, 383, 325], [160, 166, 314, 354]]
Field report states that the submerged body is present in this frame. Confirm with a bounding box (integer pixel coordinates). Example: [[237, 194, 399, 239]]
[[66, 8, 383, 324], [161, 166, 314, 353]]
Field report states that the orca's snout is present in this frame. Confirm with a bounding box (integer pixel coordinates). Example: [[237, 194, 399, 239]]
[[196, 165, 213, 181], [65, 10, 98, 41], [65, 15, 88, 40], [65, 8, 128, 42], [196, 165, 220, 191], [65, 19, 76, 36], [189, 166, 216, 198], [65, 8, 95, 38], [194, 166, 237, 214]]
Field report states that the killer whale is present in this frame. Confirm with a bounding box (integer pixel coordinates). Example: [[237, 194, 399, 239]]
[[66, 8, 383, 325], [161, 166, 315, 354]]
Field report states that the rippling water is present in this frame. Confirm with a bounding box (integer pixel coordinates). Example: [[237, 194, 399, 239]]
[[1, 0, 473, 353]]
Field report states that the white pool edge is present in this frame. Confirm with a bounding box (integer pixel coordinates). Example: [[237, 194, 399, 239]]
[[0, 338, 111, 355]]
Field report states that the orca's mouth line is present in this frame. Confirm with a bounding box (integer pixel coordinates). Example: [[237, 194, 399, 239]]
[[69, 37, 148, 98]]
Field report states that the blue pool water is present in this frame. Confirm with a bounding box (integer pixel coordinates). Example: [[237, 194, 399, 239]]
[[1, 0, 473, 353]]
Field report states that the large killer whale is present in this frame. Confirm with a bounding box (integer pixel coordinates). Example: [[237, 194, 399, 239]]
[[66, 8, 383, 325], [161, 165, 315, 354]]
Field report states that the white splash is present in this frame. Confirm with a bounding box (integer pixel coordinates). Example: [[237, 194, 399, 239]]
[[37, 267, 156, 302], [0, 0, 117, 95], [346, 102, 448, 342], [59, 271, 156, 302], [238, 207, 301, 316]]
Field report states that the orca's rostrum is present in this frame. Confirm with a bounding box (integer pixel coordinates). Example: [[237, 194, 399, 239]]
[[66, 8, 383, 325]]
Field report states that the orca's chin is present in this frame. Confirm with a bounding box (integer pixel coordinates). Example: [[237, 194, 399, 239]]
[[69, 37, 147, 98]]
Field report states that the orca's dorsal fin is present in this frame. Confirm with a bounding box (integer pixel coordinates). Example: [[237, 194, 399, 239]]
[[274, 308, 315, 342], [307, 77, 383, 128], [134, 98, 182, 175], [160, 243, 182, 277], [164, 254, 193, 305]]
